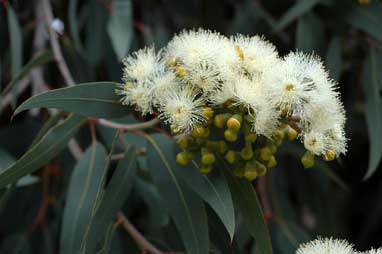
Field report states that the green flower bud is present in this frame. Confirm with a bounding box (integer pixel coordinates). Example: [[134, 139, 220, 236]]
[[176, 136, 189, 150], [323, 150, 336, 161], [255, 161, 267, 176], [224, 129, 238, 142], [214, 113, 232, 128], [272, 129, 285, 141], [202, 107, 214, 119], [192, 126, 208, 138], [227, 114, 242, 132], [225, 150, 236, 164], [201, 153, 216, 165], [301, 151, 315, 168], [245, 133, 257, 143], [244, 162, 258, 181], [176, 151, 193, 166], [287, 127, 298, 140], [267, 155, 277, 168], [199, 164, 212, 174], [240, 144, 254, 160], [260, 147, 272, 161], [218, 141, 228, 154]]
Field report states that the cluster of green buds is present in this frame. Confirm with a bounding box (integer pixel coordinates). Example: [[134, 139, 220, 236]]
[[173, 105, 319, 181]]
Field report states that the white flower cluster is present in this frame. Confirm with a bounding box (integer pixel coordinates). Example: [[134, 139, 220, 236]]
[[117, 28, 347, 157], [296, 237, 381, 254]]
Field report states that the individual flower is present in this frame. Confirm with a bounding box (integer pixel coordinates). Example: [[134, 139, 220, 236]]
[[159, 86, 206, 132], [122, 47, 163, 83], [116, 81, 154, 115], [183, 61, 222, 94], [264, 52, 328, 117], [303, 131, 329, 155], [296, 237, 355, 254], [232, 34, 279, 79]]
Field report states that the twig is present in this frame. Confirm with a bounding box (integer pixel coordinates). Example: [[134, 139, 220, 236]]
[[97, 118, 159, 131], [0, 77, 30, 112], [41, 0, 75, 86], [117, 212, 163, 254]]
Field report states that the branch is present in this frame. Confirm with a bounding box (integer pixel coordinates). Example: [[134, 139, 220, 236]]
[[117, 212, 163, 254], [97, 118, 159, 131], [41, 0, 75, 86]]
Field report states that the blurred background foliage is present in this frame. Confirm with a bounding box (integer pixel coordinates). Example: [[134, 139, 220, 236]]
[[0, 0, 382, 253]]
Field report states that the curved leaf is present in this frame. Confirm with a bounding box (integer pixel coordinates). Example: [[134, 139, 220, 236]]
[[81, 145, 136, 254], [362, 47, 382, 179], [221, 159, 272, 254], [14, 82, 129, 118], [6, 3, 23, 77], [61, 142, 108, 254], [0, 114, 87, 188], [145, 133, 209, 254], [107, 0, 133, 60]]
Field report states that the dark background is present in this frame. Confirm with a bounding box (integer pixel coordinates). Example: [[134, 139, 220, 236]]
[[0, 0, 381, 253]]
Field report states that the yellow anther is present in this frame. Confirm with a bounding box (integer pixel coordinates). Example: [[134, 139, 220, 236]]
[[227, 114, 242, 132], [301, 151, 315, 168], [201, 153, 216, 165], [175, 66, 188, 78], [235, 45, 244, 60], [224, 129, 238, 142], [225, 150, 236, 164], [285, 83, 295, 91], [168, 57, 177, 67], [214, 113, 232, 128], [267, 156, 277, 168], [323, 150, 336, 161]]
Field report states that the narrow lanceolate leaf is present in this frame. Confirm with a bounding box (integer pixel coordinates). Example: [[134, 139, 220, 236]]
[[345, 1, 382, 40], [68, 0, 84, 53], [325, 37, 342, 81], [60, 142, 108, 254], [107, 0, 133, 60], [14, 82, 129, 118], [1, 51, 52, 97], [221, 160, 272, 254], [145, 134, 209, 254], [274, 0, 321, 32], [362, 47, 382, 179], [6, 3, 23, 77], [0, 114, 87, 188], [81, 146, 136, 254], [295, 13, 325, 55]]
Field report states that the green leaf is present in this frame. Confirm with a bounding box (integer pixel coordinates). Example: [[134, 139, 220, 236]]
[[179, 159, 235, 240], [275, 0, 321, 32], [362, 47, 382, 179], [81, 145, 136, 254], [14, 82, 129, 118], [0, 51, 52, 97], [0, 185, 14, 215], [325, 37, 342, 81], [295, 13, 325, 55], [107, 0, 133, 60], [6, 3, 23, 77], [145, 133, 209, 254], [0, 114, 87, 188], [345, 1, 382, 40], [68, 0, 84, 53], [60, 142, 108, 254], [221, 160, 272, 254]]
